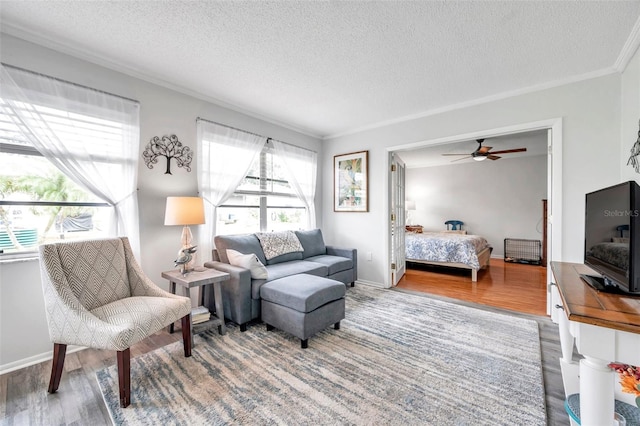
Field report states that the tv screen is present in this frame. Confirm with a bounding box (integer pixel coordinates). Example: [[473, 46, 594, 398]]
[[583, 180, 640, 294]]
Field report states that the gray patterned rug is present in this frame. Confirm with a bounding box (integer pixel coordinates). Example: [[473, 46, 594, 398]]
[[96, 285, 546, 425]]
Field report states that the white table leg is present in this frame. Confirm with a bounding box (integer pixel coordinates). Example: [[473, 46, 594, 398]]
[[579, 355, 615, 426], [557, 304, 574, 362]]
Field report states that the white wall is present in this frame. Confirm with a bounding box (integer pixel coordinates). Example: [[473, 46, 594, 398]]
[[323, 74, 622, 287], [622, 46, 640, 184], [0, 34, 323, 371], [405, 154, 547, 257]]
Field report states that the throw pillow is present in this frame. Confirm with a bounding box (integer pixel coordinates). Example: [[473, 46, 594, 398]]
[[255, 230, 304, 260], [226, 249, 268, 279]]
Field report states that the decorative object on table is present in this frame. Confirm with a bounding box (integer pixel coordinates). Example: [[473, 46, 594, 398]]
[[333, 150, 368, 212], [610, 363, 640, 408], [405, 200, 416, 225], [405, 225, 423, 233], [175, 245, 197, 275], [627, 120, 640, 174], [143, 134, 193, 174], [164, 196, 205, 273]]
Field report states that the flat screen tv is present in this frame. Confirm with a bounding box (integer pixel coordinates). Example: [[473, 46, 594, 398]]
[[583, 180, 640, 295]]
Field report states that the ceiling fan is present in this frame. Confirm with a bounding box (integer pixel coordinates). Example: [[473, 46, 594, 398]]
[[442, 139, 527, 162]]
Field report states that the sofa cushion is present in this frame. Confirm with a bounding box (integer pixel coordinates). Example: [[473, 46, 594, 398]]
[[260, 274, 346, 313], [305, 254, 353, 276], [214, 234, 267, 265], [226, 249, 268, 279], [251, 260, 328, 299], [295, 229, 327, 259], [255, 230, 303, 262], [265, 251, 303, 265]]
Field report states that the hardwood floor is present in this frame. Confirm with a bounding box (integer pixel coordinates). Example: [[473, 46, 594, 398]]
[[1, 261, 569, 425], [398, 258, 548, 315], [397, 258, 569, 425]]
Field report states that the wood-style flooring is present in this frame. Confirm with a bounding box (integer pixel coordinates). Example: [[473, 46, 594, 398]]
[[1, 260, 568, 425], [397, 258, 569, 425]]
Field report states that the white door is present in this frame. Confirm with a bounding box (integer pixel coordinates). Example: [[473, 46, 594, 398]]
[[390, 153, 406, 286]]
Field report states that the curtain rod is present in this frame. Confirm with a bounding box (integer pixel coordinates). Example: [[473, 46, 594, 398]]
[[1, 62, 140, 105], [196, 116, 317, 154]]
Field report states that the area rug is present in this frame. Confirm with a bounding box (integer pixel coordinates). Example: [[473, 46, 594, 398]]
[[96, 285, 546, 425]]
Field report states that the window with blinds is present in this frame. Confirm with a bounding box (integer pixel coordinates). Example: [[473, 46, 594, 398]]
[[0, 99, 120, 255], [216, 144, 307, 234]]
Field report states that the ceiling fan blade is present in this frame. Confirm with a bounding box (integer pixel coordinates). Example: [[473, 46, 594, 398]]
[[442, 153, 472, 156], [489, 148, 527, 155], [488, 155, 501, 160], [477, 146, 492, 154], [450, 155, 472, 162]]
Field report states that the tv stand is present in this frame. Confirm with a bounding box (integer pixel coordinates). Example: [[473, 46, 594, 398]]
[[551, 262, 640, 426], [579, 274, 624, 294]]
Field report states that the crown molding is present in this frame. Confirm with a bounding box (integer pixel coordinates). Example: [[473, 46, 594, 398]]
[[325, 68, 617, 140], [614, 15, 640, 72], [1, 24, 323, 140]]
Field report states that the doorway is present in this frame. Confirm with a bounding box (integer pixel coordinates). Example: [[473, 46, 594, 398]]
[[387, 118, 562, 317]]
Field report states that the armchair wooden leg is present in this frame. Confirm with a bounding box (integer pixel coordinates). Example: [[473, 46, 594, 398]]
[[48, 343, 67, 393], [117, 349, 131, 408], [181, 314, 192, 357]]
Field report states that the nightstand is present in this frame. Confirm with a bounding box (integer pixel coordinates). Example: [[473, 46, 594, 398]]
[[162, 268, 230, 344]]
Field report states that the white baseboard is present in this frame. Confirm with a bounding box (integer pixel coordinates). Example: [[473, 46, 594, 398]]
[[0, 345, 86, 376], [355, 279, 386, 288]]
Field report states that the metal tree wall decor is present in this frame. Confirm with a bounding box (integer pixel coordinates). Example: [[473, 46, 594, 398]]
[[628, 120, 640, 174], [142, 134, 193, 175]]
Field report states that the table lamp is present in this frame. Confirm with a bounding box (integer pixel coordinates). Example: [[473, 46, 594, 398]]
[[406, 200, 416, 225], [164, 196, 205, 273]]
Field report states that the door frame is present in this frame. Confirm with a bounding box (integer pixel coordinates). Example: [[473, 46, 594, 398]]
[[386, 118, 563, 316]]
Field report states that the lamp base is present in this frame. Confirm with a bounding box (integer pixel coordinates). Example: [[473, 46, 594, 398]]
[[176, 225, 197, 275]]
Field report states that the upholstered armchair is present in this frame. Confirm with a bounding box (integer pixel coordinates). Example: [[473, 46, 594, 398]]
[[38, 237, 192, 408]]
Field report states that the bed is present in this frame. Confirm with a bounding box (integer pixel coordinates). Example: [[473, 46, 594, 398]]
[[405, 231, 492, 282]]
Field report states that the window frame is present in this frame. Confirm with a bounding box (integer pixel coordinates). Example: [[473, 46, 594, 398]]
[[218, 145, 307, 233], [0, 142, 111, 258]]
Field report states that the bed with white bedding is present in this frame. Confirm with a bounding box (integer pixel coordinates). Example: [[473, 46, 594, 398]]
[[405, 231, 492, 282]]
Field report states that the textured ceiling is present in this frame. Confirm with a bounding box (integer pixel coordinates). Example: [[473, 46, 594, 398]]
[[397, 130, 548, 168], [1, 1, 640, 138]]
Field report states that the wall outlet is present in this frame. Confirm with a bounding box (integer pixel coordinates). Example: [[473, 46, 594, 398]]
[[366, 252, 372, 261]]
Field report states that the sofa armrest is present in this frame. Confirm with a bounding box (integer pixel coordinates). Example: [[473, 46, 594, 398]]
[[326, 246, 357, 282], [203, 260, 253, 327], [326, 246, 355, 260]]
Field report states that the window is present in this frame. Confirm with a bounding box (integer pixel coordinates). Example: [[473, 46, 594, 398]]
[[216, 144, 307, 235], [197, 119, 316, 260], [0, 65, 140, 257]]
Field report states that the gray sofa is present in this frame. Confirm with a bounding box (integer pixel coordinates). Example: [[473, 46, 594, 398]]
[[204, 229, 357, 331]]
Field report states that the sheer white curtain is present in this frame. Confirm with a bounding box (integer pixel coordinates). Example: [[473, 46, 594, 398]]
[[271, 140, 317, 229], [1, 64, 142, 256], [197, 120, 266, 260]]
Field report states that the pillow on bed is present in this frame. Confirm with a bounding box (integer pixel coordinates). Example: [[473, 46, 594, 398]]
[[442, 230, 467, 235]]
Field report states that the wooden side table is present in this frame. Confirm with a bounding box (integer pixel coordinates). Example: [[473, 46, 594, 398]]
[[162, 268, 230, 344]]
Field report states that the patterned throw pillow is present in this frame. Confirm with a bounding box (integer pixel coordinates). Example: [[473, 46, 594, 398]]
[[226, 249, 268, 279], [255, 230, 304, 260]]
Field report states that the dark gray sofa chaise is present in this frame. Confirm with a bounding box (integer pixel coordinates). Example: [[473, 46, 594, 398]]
[[204, 229, 357, 331]]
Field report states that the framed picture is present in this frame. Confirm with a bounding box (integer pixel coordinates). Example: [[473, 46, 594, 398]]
[[334, 150, 369, 212]]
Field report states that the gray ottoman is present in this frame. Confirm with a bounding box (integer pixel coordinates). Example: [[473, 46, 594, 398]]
[[261, 274, 346, 348]]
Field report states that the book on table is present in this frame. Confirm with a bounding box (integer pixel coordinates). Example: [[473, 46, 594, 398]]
[[191, 306, 211, 324]]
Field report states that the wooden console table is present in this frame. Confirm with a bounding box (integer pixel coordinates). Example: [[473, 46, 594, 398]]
[[551, 261, 640, 426]]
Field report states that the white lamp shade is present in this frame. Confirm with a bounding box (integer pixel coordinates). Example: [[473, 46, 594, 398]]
[[406, 200, 416, 210], [473, 155, 487, 161], [164, 196, 205, 226]]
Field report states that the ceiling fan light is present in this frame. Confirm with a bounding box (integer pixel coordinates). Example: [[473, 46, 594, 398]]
[[473, 155, 487, 161]]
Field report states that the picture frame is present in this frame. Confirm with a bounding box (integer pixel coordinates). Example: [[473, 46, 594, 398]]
[[334, 150, 369, 212]]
